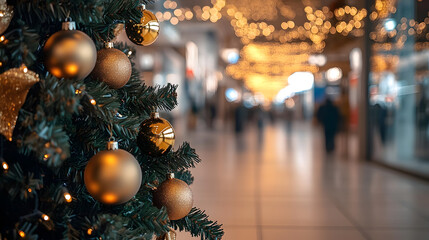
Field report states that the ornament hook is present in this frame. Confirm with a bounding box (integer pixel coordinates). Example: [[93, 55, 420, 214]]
[[167, 173, 175, 179], [62, 17, 76, 30], [139, 3, 146, 10], [105, 42, 114, 49]]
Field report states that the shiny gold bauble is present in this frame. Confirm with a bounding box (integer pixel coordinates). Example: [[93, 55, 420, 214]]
[[43, 25, 97, 79], [0, 0, 13, 35], [0, 65, 39, 141], [91, 45, 132, 89], [137, 112, 175, 156], [125, 6, 160, 46], [84, 141, 142, 205], [153, 174, 193, 220]]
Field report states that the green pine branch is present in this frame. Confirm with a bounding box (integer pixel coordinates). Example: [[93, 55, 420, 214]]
[[171, 208, 224, 240], [122, 200, 170, 235], [139, 142, 201, 184], [0, 20, 39, 69], [0, 163, 42, 201], [12, 0, 152, 26], [16, 76, 81, 167], [174, 170, 194, 185], [120, 80, 179, 116]]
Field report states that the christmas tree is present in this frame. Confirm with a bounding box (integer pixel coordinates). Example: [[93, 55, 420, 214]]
[[0, 0, 223, 239]]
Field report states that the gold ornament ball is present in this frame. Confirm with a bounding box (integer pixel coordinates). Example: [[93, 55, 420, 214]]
[[0, 0, 13, 35], [91, 47, 132, 89], [43, 29, 97, 79], [125, 7, 160, 46], [153, 174, 193, 220], [84, 143, 142, 205], [137, 112, 175, 156], [0, 65, 39, 141]]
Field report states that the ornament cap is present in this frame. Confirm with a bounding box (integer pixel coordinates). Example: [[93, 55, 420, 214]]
[[167, 173, 175, 179], [139, 4, 146, 10], [105, 42, 114, 49], [151, 112, 160, 118], [62, 18, 76, 30], [107, 140, 119, 150]]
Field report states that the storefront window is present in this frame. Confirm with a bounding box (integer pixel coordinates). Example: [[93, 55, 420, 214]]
[[369, 0, 429, 176]]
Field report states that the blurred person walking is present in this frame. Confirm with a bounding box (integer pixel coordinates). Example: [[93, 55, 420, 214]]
[[284, 106, 294, 140], [234, 103, 246, 134], [338, 90, 351, 156], [317, 98, 341, 153]]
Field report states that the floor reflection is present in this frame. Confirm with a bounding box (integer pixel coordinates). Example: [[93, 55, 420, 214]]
[[175, 121, 429, 240]]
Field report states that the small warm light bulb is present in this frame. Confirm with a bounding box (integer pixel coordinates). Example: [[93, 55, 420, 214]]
[[23, 67, 28, 73], [18, 230, 26, 238], [43, 154, 49, 160], [64, 193, 72, 203], [75, 89, 82, 95], [90, 99, 96, 105], [0, 36, 4, 42], [2, 162, 8, 170], [42, 214, 49, 221], [27, 188, 32, 193], [127, 50, 133, 56], [87, 228, 93, 235], [0, 11, 4, 17]]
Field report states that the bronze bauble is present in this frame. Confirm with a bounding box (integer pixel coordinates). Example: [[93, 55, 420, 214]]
[[153, 174, 193, 220], [91, 46, 132, 89], [0, 0, 13, 35], [0, 65, 39, 141], [43, 28, 96, 79], [125, 6, 160, 46], [137, 112, 175, 156], [84, 141, 142, 205]]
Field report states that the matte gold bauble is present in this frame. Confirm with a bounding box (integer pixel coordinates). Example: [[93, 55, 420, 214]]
[[137, 112, 175, 156], [0, 65, 39, 141], [43, 20, 97, 80], [153, 174, 193, 220], [0, 0, 13, 35], [84, 141, 142, 205], [125, 4, 159, 46], [91, 43, 132, 89]]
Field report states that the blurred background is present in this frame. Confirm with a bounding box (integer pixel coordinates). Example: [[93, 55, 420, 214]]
[[118, 0, 429, 239]]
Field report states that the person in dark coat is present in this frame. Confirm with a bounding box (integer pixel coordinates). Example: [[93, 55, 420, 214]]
[[317, 98, 341, 153]]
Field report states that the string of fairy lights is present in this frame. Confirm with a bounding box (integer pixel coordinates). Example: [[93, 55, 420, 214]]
[[1, 158, 73, 237]]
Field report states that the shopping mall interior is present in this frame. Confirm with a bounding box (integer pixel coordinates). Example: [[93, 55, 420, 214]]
[[0, 0, 428, 239], [114, 0, 429, 239]]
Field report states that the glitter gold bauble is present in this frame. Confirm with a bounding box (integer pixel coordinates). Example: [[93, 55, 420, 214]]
[[0, 0, 13, 35], [125, 4, 160, 46], [0, 65, 39, 141], [137, 112, 175, 156], [43, 19, 97, 80], [84, 141, 142, 205], [91, 42, 132, 89], [153, 173, 193, 220]]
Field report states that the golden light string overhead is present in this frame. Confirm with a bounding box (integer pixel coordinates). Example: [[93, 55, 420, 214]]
[[150, 0, 426, 101], [151, 0, 426, 45]]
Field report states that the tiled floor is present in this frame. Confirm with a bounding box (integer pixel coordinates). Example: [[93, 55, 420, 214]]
[[174, 121, 429, 240]]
